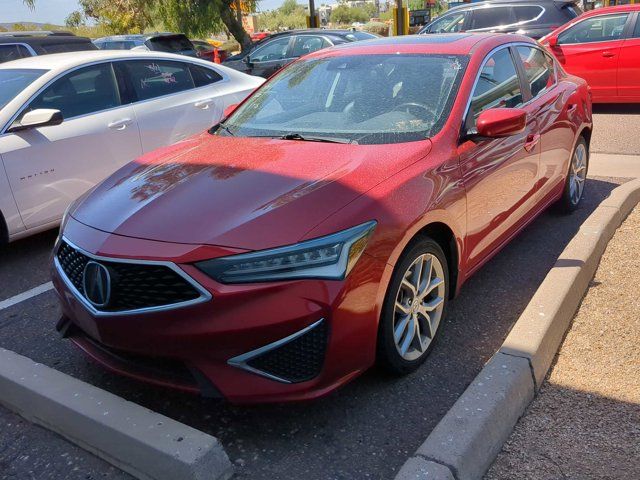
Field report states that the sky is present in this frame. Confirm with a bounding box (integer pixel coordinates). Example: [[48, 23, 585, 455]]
[[0, 0, 288, 26]]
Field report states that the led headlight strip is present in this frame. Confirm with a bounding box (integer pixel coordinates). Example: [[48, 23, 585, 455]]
[[196, 221, 377, 284]]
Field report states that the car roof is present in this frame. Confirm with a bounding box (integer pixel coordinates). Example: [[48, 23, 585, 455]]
[[307, 33, 533, 58], [447, 0, 578, 12], [0, 49, 209, 71], [0, 35, 93, 45], [577, 4, 640, 17], [94, 33, 185, 42]]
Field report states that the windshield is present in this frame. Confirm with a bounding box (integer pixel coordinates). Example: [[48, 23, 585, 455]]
[[220, 54, 467, 145], [0, 69, 47, 110]]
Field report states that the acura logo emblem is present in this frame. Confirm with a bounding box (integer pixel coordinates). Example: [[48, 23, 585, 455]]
[[82, 261, 111, 308]]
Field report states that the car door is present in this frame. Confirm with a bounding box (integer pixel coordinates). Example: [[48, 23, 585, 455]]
[[246, 36, 294, 78], [550, 12, 632, 101], [515, 44, 575, 201], [0, 62, 142, 229], [458, 46, 540, 270], [617, 12, 640, 99], [118, 59, 223, 152]]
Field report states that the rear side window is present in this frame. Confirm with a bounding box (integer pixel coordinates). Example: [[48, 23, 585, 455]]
[[558, 13, 629, 44], [102, 41, 139, 50], [40, 41, 97, 54], [470, 7, 515, 30], [189, 64, 223, 87], [513, 6, 543, 23], [517, 46, 556, 98], [147, 35, 194, 54], [291, 35, 330, 57], [28, 63, 120, 119], [467, 48, 523, 130], [0, 44, 32, 63], [123, 60, 195, 101], [634, 15, 640, 38]]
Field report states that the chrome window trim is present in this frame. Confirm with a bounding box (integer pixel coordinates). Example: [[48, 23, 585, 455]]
[[227, 318, 325, 383], [0, 42, 37, 57], [467, 5, 546, 32], [54, 236, 212, 317]]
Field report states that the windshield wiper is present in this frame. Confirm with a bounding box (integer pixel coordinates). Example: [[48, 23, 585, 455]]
[[280, 132, 355, 144], [209, 122, 234, 136]]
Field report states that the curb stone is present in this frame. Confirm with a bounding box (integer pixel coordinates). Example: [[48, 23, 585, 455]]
[[0, 347, 234, 480], [394, 178, 640, 480]]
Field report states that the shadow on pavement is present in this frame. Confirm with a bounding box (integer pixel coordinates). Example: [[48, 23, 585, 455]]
[[0, 177, 625, 480]]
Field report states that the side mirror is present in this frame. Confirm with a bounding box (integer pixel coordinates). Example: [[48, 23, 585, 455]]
[[546, 36, 558, 48], [8, 109, 63, 132], [223, 103, 239, 118], [243, 55, 252, 65], [476, 108, 527, 138]]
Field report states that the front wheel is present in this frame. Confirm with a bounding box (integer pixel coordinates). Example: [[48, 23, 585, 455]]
[[377, 238, 449, 375], [558, 136, 588, 213]]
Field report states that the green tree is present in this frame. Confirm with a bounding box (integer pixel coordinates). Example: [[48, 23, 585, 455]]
[[65, 11, 84, 29], [331, 5, 368, 24], [257, 0, 306, 31]]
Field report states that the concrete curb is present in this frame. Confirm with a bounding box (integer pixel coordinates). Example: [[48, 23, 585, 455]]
[[394, 178, 640, 480], [0, 348, 234, 480]]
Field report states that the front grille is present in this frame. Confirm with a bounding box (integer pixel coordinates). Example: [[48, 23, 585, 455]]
[[56, 240, 202, 313], [246, 320, 328, 383]]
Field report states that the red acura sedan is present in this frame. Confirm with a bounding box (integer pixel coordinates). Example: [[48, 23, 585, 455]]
[[540, 5, 640, 103], [53, 33, 592, 404]]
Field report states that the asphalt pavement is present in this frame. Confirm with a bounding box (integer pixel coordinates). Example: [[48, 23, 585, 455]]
[[0, 106, 638, 479]]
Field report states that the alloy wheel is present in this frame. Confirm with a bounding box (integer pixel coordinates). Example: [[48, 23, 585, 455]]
[[392, 253, 446, 361], [569, 142, 587, 206]]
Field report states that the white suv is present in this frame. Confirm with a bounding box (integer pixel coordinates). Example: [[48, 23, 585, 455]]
[[0, 50, 264, 243]]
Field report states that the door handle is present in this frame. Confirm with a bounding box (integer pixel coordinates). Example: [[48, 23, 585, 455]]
[[108, 118, 133, 130], [194, 99, 214, 110], [602, 51, 616, 58], [567, 103, 577, 113], [524, 133, 540, 152]]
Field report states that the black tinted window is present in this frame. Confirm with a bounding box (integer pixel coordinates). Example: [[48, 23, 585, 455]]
[[291, 35, 329, 57], [124, 60, 195, 101], [251, 37, 291, 62], [29, 63, 120, 119], [190, 64, 223, 87], [147, 35, 194, 53], [468, 48, 522, 130], [513, 6, 543, 22], [517, 46, 555, 98], [470, 7, 515, 30], [634, 15, 640, 38], [0, 44, 32, 63], [40, 41, 97, 54]]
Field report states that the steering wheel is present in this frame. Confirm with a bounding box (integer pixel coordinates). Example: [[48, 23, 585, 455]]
[[392, 102, 434, 121]]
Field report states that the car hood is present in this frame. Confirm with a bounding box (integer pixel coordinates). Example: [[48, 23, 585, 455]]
[[72, 132, 431, 250]]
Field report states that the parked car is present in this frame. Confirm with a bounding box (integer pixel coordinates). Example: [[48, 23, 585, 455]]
[[94, 33, 198, 58], [419, 0, 582, 39], [0, 51, 264, 243], [540, 4, 640, 103], [0, 31, 97, 64], [223, 29, 378, 78], [52, 34, 592, 404], [191, 40, 216, 62]]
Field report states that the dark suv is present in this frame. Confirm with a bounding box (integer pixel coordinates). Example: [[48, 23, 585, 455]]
[[0, 31, 97, 64], [419, 0, 582, 40], [223, 29, 378, 78]]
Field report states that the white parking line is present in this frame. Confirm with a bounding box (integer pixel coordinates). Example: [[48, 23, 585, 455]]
[[0, 282, 54, 311]]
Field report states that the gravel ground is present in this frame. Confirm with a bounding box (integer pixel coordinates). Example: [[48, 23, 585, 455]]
[[485, 206, 640, 480], [591, 105, 640, 155]]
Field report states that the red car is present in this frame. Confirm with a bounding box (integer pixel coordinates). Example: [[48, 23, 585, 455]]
[[53, 34, 592, 404], [540, 5, 640, 103]]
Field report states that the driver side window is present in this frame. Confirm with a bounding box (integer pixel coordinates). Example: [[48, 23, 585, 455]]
[[466, 48, 523, 132], [558, 13, 629, 44], [251, 37, 291, 63]]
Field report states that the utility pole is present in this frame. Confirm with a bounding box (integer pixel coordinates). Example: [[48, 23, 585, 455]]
[[308, 0, 318, 28]]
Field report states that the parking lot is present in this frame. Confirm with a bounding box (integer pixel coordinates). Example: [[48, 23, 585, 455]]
[[0, 104, 637, 480]]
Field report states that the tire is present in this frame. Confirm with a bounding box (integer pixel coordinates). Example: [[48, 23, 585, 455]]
[[377, 237, 449, 375], [557, 136, 589, 213]]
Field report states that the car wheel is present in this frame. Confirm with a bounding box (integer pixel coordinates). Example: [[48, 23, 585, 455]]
[[377, 238, 449, 375], [558, 136, 588, 213]]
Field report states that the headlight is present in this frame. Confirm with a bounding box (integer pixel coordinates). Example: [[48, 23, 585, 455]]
[[196, 221, 377, 284]]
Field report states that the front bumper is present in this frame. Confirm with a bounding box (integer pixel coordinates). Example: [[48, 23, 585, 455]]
[[52, 218, 386, 404]]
